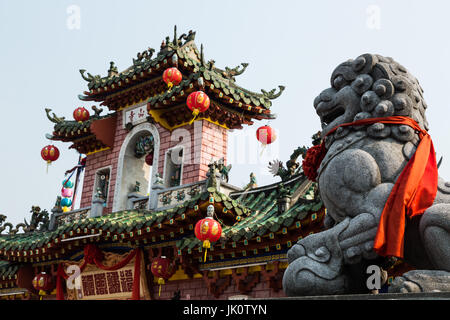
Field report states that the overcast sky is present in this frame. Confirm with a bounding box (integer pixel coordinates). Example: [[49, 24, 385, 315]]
[[1, 0, 450, 225]]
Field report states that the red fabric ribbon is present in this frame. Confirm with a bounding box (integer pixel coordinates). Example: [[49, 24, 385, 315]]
[[56, 244, 141, 300], [307, 116, 438, 258]]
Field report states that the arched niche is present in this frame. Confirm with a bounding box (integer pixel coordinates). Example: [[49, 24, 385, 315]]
[[112, 122, 160, 212]]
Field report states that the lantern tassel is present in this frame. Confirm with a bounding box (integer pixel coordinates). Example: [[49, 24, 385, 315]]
[[46, 160, 51, 174], [259, 144, 267, 157], [189, 109, 200, 125], [202, 239, 211, 262], [168, 82, 173, 90], [158, 278, 165, 297]]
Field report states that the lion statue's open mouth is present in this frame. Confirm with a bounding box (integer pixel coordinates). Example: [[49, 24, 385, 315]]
[[283, 54, 450, 297]]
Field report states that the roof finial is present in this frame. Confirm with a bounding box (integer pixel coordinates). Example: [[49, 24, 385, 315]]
[[200, 44, 205, 66], [108, 61, 118, 77], [173, 25, 177, 45]]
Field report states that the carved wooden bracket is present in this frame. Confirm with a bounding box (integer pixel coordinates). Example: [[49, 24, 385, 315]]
[[202, 270, 231, 298], [260, 261, 283, 292], [180, 255, 199, 279], [231, 267, 260, 294]]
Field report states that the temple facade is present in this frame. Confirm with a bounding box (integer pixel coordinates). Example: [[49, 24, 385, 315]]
[[0, 28, 407, 300]]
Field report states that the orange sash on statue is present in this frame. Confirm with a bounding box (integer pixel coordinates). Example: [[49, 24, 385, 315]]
[[304, 116, 438, 258]]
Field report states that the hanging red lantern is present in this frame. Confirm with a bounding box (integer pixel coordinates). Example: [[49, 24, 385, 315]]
[[162, 67, 182, 90], [41, 145, 60, 163], [256, 125, 277, 146], [150, 257, 176, 297], [186, 91, 210, 124], [194, 216, 222, 262], [41, 145, 60, 172], [32, 272, 54, 299], [73, 107, 90, 123]]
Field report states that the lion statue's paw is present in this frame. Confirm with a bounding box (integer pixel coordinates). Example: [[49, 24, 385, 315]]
[[388, 270, 450, 293]]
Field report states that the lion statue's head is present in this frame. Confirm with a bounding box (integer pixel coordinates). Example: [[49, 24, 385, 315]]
[[314, 54, 428, 139]]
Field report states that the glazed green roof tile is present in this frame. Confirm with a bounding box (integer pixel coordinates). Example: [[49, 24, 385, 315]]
[[175, 175, 323, 250], [0, 261, 19, 279]]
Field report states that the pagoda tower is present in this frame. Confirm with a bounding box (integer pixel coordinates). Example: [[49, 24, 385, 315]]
[[47, 27, 285, 214]]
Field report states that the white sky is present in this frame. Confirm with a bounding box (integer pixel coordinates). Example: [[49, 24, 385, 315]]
[[1, 0, 450, 225]]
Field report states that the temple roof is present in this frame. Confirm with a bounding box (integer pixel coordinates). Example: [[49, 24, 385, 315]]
[[0, 171, 412, 289], [176, 176, 322, 253], [0, 173, 322, 265], [77, 27, 284, 130]]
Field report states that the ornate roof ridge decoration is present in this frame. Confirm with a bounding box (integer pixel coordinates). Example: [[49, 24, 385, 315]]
[[45, 108, 65, 124], [79, 26, 195, 88], [230, 173, 304, 198], [0, 206, 50, 236], [0, 187, 249, 257], [77, 26, 285, 116]]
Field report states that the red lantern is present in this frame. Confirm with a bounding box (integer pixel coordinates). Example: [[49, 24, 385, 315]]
[[41, 145, 60, 163], [186, 91, 210, 124], [73, 107, 90, 123], [256, 125, 277, 146], [32, 272, 54, 299], [150, 257, 176, 297], [194, 217, 222, 262], [162, 67, 182, 89], [41, 145, 60, 172]]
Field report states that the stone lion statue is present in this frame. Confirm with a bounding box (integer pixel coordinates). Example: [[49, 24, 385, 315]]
[[283, 54, 450, 295]]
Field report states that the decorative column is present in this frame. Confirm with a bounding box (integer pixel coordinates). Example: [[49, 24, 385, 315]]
[[127, 181, 142, 210], [277, 184, 291, 214], [148, 173, 164, 210]]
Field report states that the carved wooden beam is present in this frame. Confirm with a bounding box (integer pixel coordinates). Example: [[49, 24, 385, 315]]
[[260, 261, 283, 292], [180, 256, 199, 279]]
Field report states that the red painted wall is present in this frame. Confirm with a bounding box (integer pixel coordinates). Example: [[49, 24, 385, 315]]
[[79, 113, 125, 213], [79, 111, 228, 212], [157, 120, 228, 185]]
